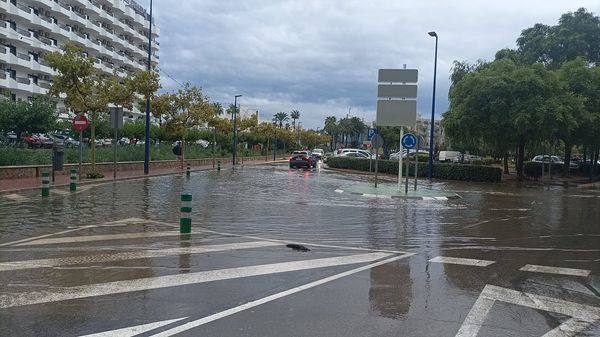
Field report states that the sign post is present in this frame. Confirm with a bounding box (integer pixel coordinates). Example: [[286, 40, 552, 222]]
[[367, 128, 376, 172], [376, 68, 418, 191], [72, 114, 90, 181], [373, 132, 384, 188], [110, 107, 124, 180], [401, 133, 417, 194]]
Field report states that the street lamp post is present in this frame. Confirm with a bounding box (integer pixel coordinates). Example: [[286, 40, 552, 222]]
[[232, 95, 242, 168], [427, 31, 438, 181], [143, 0, 153, 175]]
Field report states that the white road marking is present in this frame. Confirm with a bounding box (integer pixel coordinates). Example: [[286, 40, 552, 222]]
[[519, 264, 591, 277], [145, 219, 411, 255], [0, 225, 97, 247], [0, 252, 392, 309], [3, 193, 28, 202], [0, 241, 282, 272], [542, 317, 595, 337], [15, 231, 183, 246], [79, 317, 188, 337], [429, 256, 495, 267], [334, 189, 344, 193], [455, 284, 600, 337], [149, 253, 412, 337]]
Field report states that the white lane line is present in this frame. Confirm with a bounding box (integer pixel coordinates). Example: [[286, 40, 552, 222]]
[[519, 264, 591, 277], [429, 256, 495, 267], [0, 225, 97, 247], [542, 317, 595, 337], [334, 189, 344, 193], [149, 253, 412, 337], [79, 317, 188, 337], [145, 222, 410, 255], [15, 231, 184, 246], [0, 252, 392, 309], [455, 284, 600, 337], [0, 241, 282, 272], [3, 194, 28, 202]]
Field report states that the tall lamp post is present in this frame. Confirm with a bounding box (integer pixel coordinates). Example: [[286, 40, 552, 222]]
[[143, 0, 153, 174], [427, 31, 438, 181], [232, 94, 242, 168]]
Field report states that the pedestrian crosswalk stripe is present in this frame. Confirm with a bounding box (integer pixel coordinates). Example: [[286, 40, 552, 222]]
[[79, 317, 188, 337], [455, 284, 600, 337], [0, 252, 392, 309], [429, 256, 495, 267], [519, 264, 591, 277], [0, 241, 282, 272], [149, 253, 411, 337], [15, 231, 184, 246]]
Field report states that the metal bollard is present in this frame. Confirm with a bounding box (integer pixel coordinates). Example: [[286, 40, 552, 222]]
[[180, 194, 192, 234], [70, 169, 77, 191], [217, 161, 221, 171], [186, 163, 191, 177], [41, 172, 50, 197]]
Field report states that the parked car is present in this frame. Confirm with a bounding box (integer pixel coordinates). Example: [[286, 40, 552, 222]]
[[532, 155, 578, 170], [196, 139, 210, 148], [336, 148, 375, 159], [341, 152, 369, 158], [312, 148, 324, 160], [289, 150, 316, 168], [118, 137, 131, 146], [23, 134, 42, 148], [438, 151, 462, 162]]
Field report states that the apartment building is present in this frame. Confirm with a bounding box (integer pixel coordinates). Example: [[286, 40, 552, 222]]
[[0, 0, 159, 119]]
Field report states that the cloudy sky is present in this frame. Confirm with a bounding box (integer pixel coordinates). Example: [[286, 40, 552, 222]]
[[138, 0, 599, 128]]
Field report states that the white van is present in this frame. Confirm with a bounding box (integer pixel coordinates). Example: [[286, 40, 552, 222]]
[[438, 151, 462, 162]]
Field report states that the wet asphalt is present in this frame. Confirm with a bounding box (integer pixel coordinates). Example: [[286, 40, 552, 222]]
[[0, 163, 599, 337]]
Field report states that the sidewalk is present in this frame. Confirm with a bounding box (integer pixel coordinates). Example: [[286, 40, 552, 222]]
[[0, 159, 284, 194]]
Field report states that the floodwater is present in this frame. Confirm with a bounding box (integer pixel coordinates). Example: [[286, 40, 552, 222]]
[[0, 164, 599, 336]]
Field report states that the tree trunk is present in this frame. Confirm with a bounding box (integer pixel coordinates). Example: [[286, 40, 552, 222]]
[[503, 153, 509, 174], [91, 113, 97, 172], [563, 141, 572, 177], [180, 139, 185, 171], [516, 137, 525, 180]]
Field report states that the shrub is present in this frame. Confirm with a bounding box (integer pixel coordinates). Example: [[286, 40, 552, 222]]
[[326, 157, 502, 182]]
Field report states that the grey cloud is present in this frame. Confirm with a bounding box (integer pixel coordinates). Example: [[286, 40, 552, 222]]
[[138, 0, 600, 128]]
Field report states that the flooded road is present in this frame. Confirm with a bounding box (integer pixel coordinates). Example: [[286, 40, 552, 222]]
[[1, 164, 599, 336]]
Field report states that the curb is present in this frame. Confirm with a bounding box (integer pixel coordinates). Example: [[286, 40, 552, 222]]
[[333, 188, 461, 201]]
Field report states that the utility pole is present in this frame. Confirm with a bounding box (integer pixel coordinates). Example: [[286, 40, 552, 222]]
[[143, 0, 153, 175]]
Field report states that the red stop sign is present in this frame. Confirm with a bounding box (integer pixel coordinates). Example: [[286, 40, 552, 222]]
[[72, 114, 90, 132]]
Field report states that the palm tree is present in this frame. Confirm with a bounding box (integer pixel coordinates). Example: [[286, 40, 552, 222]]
[[290, 109, 300, 130], [323, 116, 338, 150], [272, 112, 289, 128], [211, 102, 223, 115]]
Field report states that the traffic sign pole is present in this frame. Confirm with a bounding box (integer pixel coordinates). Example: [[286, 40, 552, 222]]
[[398, 127, 403, 190], [79, 131, 83, 181], [414, 138, 419, 191]]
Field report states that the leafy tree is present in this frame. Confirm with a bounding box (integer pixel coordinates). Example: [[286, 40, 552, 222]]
[[272, 112, 289, 128], [0, 96, 56, 139], [290, 109, 300, 130], [517, 8, 600, 67], [162, 83, 216, 165]]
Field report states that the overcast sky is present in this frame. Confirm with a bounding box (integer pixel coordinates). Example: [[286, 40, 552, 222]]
[[138, 0, 599, 129]]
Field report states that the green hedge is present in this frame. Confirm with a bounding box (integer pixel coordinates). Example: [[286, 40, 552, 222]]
[[523, 161, 565, 178], [326, 157, 502, 182]]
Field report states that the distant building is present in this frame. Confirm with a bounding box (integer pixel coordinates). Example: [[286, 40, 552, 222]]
[[410, 115, 445, 152], [0, 0, 159, 120]]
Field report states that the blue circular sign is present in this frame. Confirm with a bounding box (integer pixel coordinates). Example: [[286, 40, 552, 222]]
[[401, 133, 417, 149]]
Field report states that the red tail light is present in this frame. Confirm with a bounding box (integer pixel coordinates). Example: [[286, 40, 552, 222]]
[[303, 156, 310, 161]]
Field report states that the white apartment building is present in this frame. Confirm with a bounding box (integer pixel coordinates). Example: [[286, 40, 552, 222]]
[[0, 0, 159, 119]]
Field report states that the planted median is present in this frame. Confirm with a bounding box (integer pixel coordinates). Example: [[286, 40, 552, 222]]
[[326, 157, 502, 183]]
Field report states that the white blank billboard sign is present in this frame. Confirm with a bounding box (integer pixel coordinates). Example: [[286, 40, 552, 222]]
[[378, 69, 418, 83], [376, 100, 417, 127], [377, 84, 417, 98]]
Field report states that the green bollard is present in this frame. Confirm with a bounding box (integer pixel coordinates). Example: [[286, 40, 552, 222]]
[[70, 169, 77, 191], [41, 172, 50, 197], [186, 163, 191, 177], [217, 161, 221, 171], [180, 194, 192, 233]]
